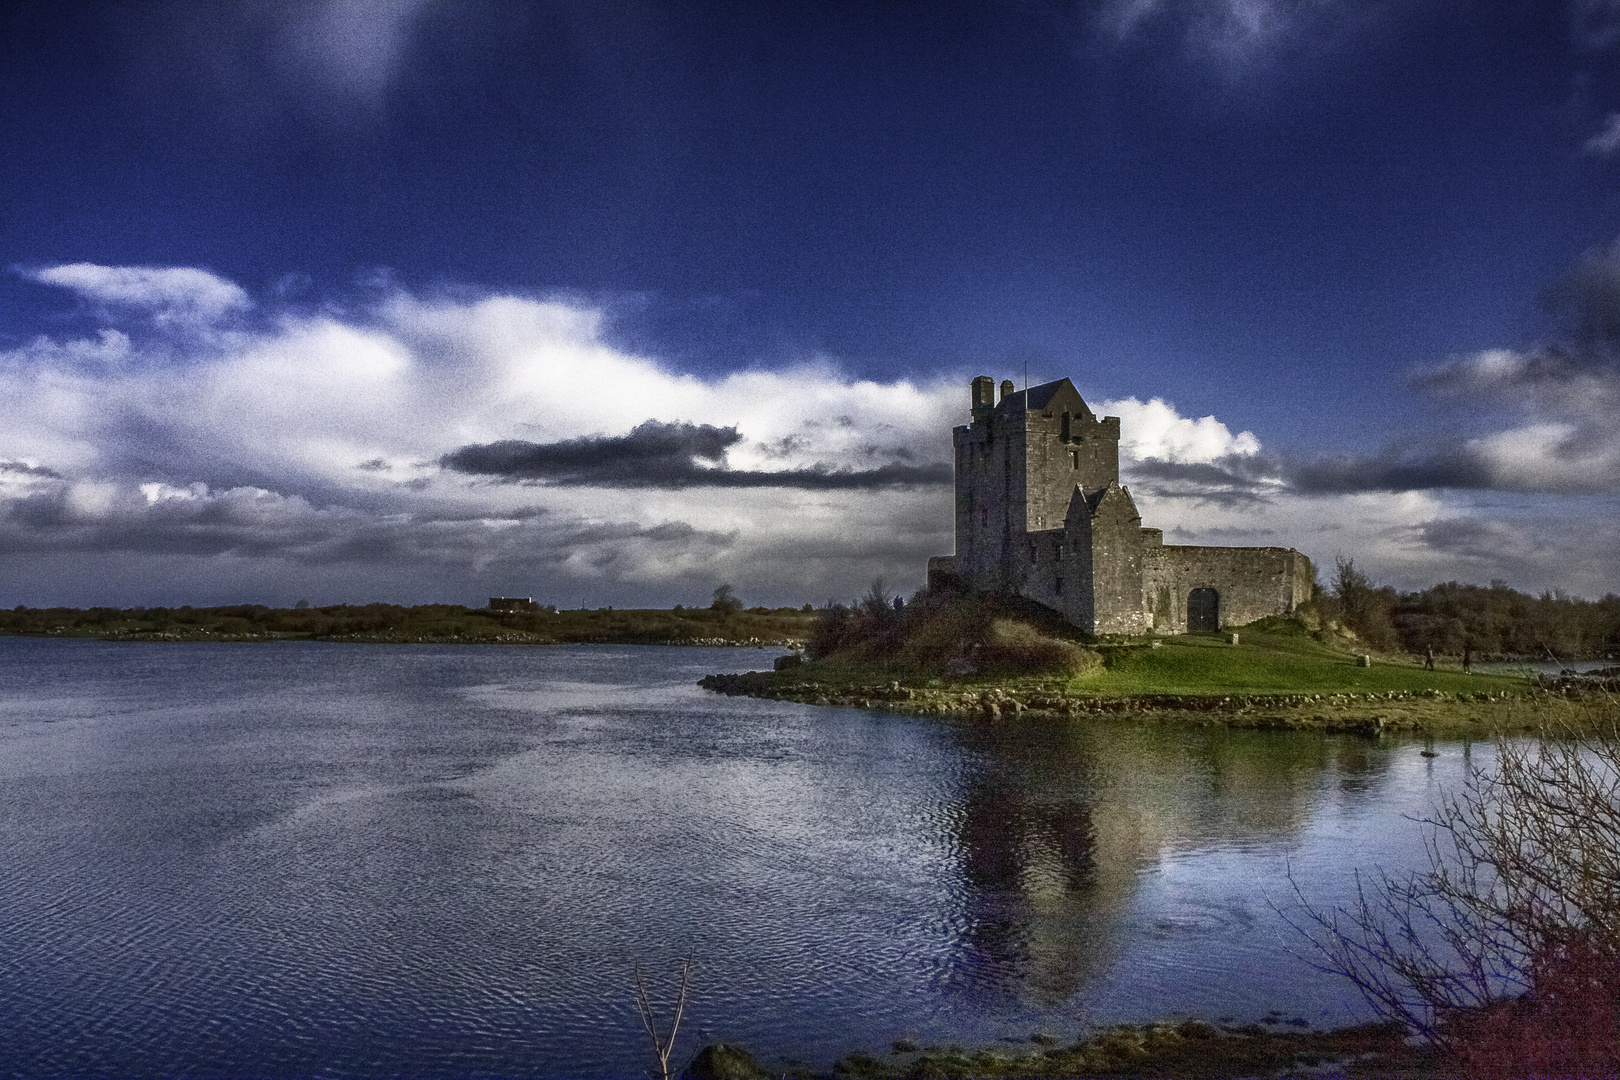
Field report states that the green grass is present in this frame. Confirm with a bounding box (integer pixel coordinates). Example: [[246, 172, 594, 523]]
[[1071, 627, 1529, 697]]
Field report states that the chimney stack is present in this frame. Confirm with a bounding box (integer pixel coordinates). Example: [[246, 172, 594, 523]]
[[971, 375, 995, 420]]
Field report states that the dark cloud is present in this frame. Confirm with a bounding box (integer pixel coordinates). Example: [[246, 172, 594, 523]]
[[442, 420, 952, 489], [1123, 455, 1282, 505], [0, 460, 62, 478], [1545, 237, 1620, 357], [1285, 239, 1620, 496], [1411, 512, 1620, 595], [1419, 517, 1541, 564], [0, 482, 734, 568], [1288, 449, 1497, 494]]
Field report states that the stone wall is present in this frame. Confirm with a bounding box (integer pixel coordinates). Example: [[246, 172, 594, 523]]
[[1024, 406, 1119, 536], [953, 404, 1029, 592], [1141, 541, 1314, 633], [1090, 485, 1148, 635]]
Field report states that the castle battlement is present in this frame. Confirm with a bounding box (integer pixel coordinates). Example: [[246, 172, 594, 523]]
[[932, 376, 1311, 635]]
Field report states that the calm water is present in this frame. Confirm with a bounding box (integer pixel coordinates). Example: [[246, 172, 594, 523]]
[[0, 637, 1476, 1078]]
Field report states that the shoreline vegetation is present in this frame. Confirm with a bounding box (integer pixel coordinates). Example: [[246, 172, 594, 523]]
[[699, 586, 1617, 736], [681, 1019, 1434, 1079], [0, 602, 815, 648]]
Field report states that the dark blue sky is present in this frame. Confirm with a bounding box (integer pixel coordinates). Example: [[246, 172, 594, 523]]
[[3, 2, 1615, 442], [1, 1, 1617, 605]]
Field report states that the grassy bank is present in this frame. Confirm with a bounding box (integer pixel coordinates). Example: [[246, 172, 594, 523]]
[[1076, 622, 1523, 697], [0, 603, 816, 647], [699, 616, 1597, 735]]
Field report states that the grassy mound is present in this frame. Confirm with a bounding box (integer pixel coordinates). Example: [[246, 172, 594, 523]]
[[808, 590, 1101, 678]]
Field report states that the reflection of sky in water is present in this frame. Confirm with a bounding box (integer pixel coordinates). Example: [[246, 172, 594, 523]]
[[0, 637, 1476, 1076]]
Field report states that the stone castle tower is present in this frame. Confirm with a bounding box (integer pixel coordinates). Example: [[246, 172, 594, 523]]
[[928, 376, 1313, 636]]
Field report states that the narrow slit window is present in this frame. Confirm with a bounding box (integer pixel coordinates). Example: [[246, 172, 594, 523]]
[[1070, 450, 1079, 469]]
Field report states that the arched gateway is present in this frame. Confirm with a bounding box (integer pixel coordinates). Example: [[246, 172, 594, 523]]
[[1187, 588, 1220, 633]]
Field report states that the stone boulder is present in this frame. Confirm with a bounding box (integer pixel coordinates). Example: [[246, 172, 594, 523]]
[[680, 1042, 772, 1080]]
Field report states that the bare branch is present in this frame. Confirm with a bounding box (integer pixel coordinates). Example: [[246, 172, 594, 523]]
[[1281, 695, 1620, 1074]]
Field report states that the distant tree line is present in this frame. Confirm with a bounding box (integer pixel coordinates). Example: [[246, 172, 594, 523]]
[[1320, 559, 1619, 659], [0, 599, 815, 644]]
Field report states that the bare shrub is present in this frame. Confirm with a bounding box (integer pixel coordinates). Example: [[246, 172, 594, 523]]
[[632, 957, 693, 1080], [807, 586, 1101, 677], [1289, 697, 1620, 1077]]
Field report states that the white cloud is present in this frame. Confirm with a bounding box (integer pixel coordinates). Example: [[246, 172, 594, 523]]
[[1099, 395, 1261, 463], [28, 264, 251, 331], [4, 264, 1612, 606], [2, 266, 968, 604], [1405, 347, 1620, 494]]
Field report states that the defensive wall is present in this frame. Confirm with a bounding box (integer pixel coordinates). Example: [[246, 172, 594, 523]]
[[1140, 531, 1314, 634]]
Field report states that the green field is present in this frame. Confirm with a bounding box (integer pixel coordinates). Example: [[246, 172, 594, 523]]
[[1072, 625, 1529, 696]]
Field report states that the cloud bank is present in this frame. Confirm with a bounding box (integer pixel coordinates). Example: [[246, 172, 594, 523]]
[[441, 421, 953, 489], [2, 261, 1615, 606]]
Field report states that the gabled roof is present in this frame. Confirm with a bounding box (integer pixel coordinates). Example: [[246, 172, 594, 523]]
[[1001, 377, 1093, 419], [1086, 480, 1140, 521]]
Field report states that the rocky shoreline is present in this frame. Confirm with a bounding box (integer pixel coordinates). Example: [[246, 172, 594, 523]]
[[699, 670, 1597, 734], [682, 1018, 1427, 1079]]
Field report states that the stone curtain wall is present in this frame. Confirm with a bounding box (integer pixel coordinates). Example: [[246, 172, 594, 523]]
[[1141, 543, 1314, 633]]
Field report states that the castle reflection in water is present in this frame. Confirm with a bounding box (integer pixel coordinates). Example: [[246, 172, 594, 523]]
[[945, 719, 1395, 1006]]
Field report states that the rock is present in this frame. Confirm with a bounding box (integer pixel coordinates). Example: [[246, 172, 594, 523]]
[[772, 653, 802, 671], [681, 1042, 772, 1080]]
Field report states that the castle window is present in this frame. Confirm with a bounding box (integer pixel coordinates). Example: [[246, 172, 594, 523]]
[[1055, 577, 1063, 595], [1070, 450, 1079, 469], [1055, 541, 1064, 562]]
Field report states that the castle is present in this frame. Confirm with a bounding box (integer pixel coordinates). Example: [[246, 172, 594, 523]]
[[928, 376, 1313, 635]]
